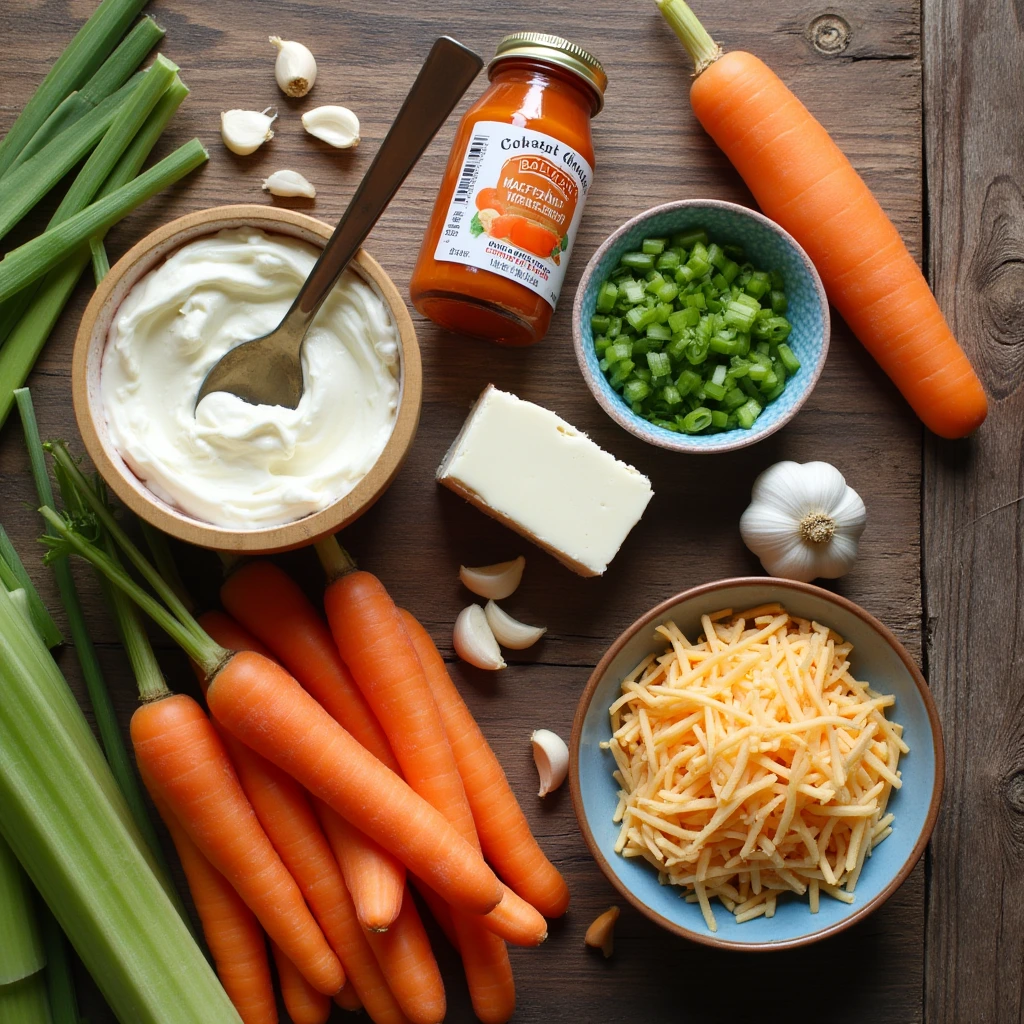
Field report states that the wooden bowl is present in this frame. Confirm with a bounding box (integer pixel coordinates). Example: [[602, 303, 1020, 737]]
[[72, 205, 421, 553]]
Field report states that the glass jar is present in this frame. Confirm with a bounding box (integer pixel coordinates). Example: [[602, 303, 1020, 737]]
[[409, 33, 606, 346]]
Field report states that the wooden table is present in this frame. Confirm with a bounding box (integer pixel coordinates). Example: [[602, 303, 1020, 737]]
[[1, 0, 1019, 1020]]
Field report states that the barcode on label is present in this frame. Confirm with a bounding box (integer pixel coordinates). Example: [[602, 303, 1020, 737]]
[[453, 134, 489, 204]]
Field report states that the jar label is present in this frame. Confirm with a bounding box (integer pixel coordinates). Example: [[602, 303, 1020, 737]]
[[432, 120, 594, 310]]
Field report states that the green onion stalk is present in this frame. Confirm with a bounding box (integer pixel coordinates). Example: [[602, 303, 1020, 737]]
[[0, 54, 178, 349], [0, 78, 194, 426], [9, 15, 165, 173], [0, 0, 150, 178]]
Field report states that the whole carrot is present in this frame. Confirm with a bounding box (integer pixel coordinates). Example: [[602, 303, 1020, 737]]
[[402, 611, 570, 919], [198, 612, 404, 936], [364, 893, 447, 1024], [133, 695, 344, 996], [316, 801, 406, 933], [270, 943, 331, 1024], [148, 782, 277, 1024], [335, 982, 363, 1013], [657, 0, 987, 439], [220, 561, 398, 769], [314, 540, 520, 1022]]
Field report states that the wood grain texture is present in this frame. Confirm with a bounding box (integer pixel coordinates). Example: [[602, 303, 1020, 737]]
[[0, 1, 929, 1021], [922, 0, 1024, 1021]]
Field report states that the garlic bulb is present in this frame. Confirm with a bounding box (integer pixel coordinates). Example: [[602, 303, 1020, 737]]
[[453, 605, 506, 670], [459, 557, 525, 600], [270, 36, 317, 97], [584, 906, 620, 958], [302, 105, 360, 148], [261, 169, 316, 198], [739, 461, 866, 582], [220, 108, 276, 155], [484, 600, 545, 649], [530, 729, 569, 797]]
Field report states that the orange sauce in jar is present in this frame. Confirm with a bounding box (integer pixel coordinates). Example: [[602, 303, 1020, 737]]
[[409, 33, 606, 346]]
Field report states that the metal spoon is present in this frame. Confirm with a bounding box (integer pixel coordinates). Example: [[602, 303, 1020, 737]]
[[196, 36, 483, 409]]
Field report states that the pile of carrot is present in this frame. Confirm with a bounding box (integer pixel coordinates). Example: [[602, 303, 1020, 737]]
[[47, 478, 568, 1024]]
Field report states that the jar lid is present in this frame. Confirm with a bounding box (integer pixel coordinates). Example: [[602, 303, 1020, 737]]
[[489, 32, 607, 114]]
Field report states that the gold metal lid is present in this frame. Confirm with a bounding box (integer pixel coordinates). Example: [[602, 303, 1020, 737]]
[[489, 32, 607, 114]]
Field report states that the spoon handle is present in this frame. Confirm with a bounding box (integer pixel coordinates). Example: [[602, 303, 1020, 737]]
[[291, 37, 484, 323]]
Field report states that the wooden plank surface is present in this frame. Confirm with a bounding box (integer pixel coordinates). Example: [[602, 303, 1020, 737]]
[[1, 1, 929, 1020], [922, 0, 1024, 1021]]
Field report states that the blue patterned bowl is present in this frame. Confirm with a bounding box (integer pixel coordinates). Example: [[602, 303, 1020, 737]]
[[569, 578, 943, 951], [572, 200, 829, 453]]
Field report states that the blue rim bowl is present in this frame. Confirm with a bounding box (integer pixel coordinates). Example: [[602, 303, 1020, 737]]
[[572, 200, 830, 453], [569, 577, 944, 951]]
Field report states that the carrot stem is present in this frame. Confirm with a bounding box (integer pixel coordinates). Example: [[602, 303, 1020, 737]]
[[313, 535, 357, 583], [656, 0, 722, 74], [37, 506, 225, 675]]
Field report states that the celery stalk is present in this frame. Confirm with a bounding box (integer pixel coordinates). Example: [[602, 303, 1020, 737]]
[[0, 0, 149, 177], [0, 78, 190, 422], [0, 835, 45, 986], [9, 17, 165, 172], [0, 527, 61, 648], [37, 908, 78, 1024], [0, 585, 242, 1024], [0, 76, 143, 243], [0, 973, 51, 1024], [0, 137, 208, 303]]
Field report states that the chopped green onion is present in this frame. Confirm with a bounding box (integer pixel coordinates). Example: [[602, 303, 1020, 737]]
[[736, 398, 763, 429], [676, 368, 702, 396], [623, 379, 651, 404], [681, 407, 713, 433], [621, 251, 655, 271], [710, 410, 729, 429], [770, 289, 788, 315], [647, 351, 671, 377], [0, 0, 149, 178], [778, 343, 801, 374]]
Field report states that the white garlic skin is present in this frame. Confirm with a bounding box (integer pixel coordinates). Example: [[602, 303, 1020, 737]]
[[302, 105, 360, 149], [220, 108, 276, 155], [484, 600, 546, 650], [739, 461, 866, 583], [261, 169, 316, 198], [453, 604, 506, 671], [531, 729, 569, 797], [270, 36, 317, 97], [459, 557, 525, 601]]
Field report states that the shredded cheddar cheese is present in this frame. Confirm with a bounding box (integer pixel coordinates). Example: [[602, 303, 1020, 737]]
[[602, 604, 906, 931]]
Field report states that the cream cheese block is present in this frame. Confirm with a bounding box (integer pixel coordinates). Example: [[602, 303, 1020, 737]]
[[437, 386, 654, 577]]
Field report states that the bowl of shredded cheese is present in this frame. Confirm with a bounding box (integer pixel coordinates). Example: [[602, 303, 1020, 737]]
[[569, 578, 943, 950]]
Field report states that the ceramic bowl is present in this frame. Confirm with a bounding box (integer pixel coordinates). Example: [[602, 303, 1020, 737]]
[[73, 204, 421, 553], [572, 200, 829, 454], [569, 577, 943, 951]]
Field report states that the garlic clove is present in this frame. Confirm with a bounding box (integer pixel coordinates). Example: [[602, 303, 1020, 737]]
[[453, 605, 506, 671], [584, 906, 620, 958], [459, 556, 525, 600], [261, 169, 316, 198], [220, 108, 277, 156], [302, 105, 360, 149], [484, 600, 546, 650], [531, 729, 568, 797], [270, 36, 317, 97]]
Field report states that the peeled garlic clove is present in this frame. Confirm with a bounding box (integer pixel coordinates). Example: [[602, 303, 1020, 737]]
[[484, 600, 546, 650], [453, 605, 506, 671], [459, 556, 525, 600], [262, 169, 316, 198], [584, 906, 620, 958], [531, 729, 568, 797], [302, 105, 360, 149], [270, 36, 317, 97], [221, 108, 276, 155]]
